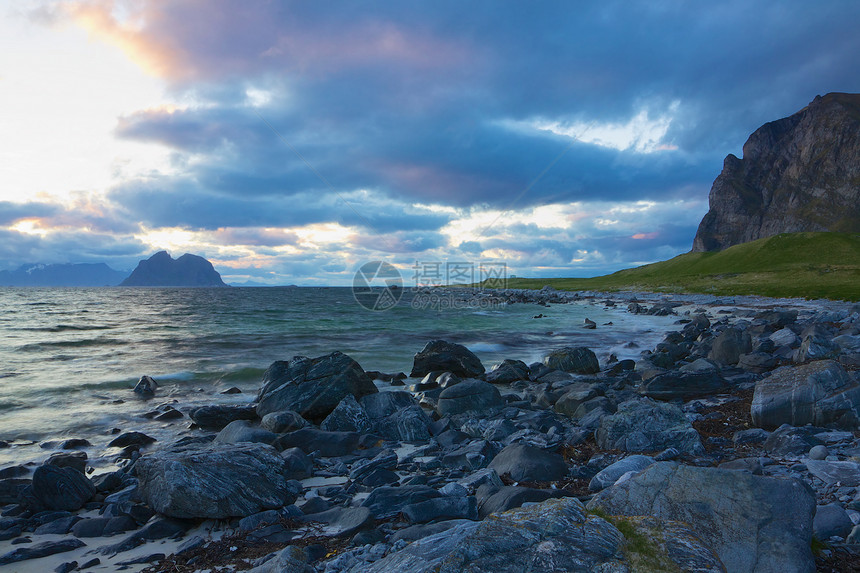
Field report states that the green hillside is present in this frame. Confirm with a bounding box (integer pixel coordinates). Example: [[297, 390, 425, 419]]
[[493, 233, 860, 301]]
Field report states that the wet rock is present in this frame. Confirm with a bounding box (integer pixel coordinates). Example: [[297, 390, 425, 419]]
[[542, 346, 600, 374], [46, 451, 87, 474], [215, 420, 277, 445], [320, 394, 373, 433], [273, 428, 360, 457], [374, 405, 433, 442], [552, 384, 600, 417], [133, 375, 158, 397], [588, 461, 815, 573], [260, 409, 308, 433], [751, 360, 860, 429], [107, 431, 156, 449], [189, 404, 258, 430], [32, 465, 95, 511], [360, 391, 417, 419], [136, 443, 297, 519], [410, 340, 485, 378], [436, 380, 503, 416], [256, 351, 377, 420], [487, 443, 567, 482], [596, 398, 704, 455], [350, 449, 398, 481], [484, 359, 529, 384]]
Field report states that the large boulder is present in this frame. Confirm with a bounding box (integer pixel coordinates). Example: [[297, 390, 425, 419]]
[[484, 359, 530, 384], [639, 370, 729, 401], [347, 497, 724, 573], [751, 360, 860, 430], [320, 394, 373, 433], [436, 380, 503, 416], [215, 420, 277, 445], [32, 465, 95, 511], [256, 352, 377, 420], [708, 328, 752, 365], [273, 428, 360, 457], [487, 444, 568, 482], [588, 455, 654, 492], [596, 398, 704, 455], [136, 443, 297, 519], [588, 462, 816, 573], [410, 340, 485, 378], [190, 404, 258, 430], [543, 347, 600, 374]]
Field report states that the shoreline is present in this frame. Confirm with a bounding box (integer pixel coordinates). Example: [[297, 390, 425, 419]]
[[1, 288, 859, 571]]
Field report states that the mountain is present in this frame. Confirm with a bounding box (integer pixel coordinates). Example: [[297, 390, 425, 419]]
[[0, 263, 127, 286], [693, 93, 860, 252], [120, 251, 228, 287]]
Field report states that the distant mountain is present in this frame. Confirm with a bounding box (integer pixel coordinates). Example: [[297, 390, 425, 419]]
[[0, 263, 127, 287], [693, 93, 860, 252], [121, 251, 228, 287]]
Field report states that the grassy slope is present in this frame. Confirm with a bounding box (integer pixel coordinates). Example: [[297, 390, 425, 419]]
[[494, 233, 860, 301]]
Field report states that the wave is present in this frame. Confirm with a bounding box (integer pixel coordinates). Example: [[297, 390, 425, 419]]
[[17, 337, 130, 351], [15, 324, 115, 333]]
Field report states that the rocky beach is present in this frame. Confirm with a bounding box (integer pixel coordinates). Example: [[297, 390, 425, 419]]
[[1, 287, 859, 572]]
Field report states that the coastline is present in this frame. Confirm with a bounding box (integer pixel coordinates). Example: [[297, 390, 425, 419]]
[[1, 287, 859, 571]]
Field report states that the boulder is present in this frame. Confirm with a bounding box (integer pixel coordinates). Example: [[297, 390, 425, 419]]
[[484, 359, 529, 384], [639, 370, 728, 401], [410, 340, 485, 378], [348, 497, 724, 573], [751, 360, 860, 429], [136, 443, 297, 519], [436, 380, 503, 416], [373, 405, 433, 442], [273, 428, 360, 457], [552, 384, 600, 417], [596, 398, 704, 455], [477, 485, 563, 518], [543, 347, 600, 374], [763, 425, 823, 456], [32, 465, 95, 511], [190, 404, 258, 430], [708, 328, 752, 365], [133, 375, 158, 397], [0, 539, 86, 567], [487, 443, 567, 482], [588, 455, 654, 492], [320, 395, 373, 433], [805, 460, 860, 486], [260, 409, 308, 433], [256, 352, 377, 420], [588, 462, 816, 573], [214, 420, 277, 445], [280, 448, 314, 480], [401, 496, 478, 523], [814, 503, 853, 540], [361, 485, 440, 520], [770, 327, 800, 348], [360, 391, 417, 419]]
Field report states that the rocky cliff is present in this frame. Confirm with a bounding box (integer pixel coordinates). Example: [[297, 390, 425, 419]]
[[0, 263, 127, 286], [120, 251, 227, 287], [692, 93, 860, 252]]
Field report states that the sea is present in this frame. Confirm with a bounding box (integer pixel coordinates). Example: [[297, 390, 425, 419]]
[[0, 287, 677, 468]]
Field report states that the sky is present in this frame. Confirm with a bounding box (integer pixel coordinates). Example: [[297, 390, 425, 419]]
[[1, 1, 859, 285]]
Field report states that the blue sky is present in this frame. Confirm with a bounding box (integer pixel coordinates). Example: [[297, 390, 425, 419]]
[[1, 1, 859, 284]]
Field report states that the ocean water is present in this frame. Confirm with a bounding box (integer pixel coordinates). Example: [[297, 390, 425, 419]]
[[0, 287, 675, 467]]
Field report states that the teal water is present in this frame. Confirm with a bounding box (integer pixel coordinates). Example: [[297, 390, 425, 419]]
[[0, 287, 675, 465]]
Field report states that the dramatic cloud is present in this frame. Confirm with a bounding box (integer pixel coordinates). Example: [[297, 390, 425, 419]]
[[1, 1, 858, 283]]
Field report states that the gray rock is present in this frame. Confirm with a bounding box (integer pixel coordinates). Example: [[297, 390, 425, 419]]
[[256, 351, 377, 420], [46, 451, 87, 474], [588, 455, 654, 492], [402, 496, 478, 523], [215, 420, 277, 445], [320, 395, 373, 433], [718, 458, 763, 475], [484, 359, 529, 384], [764, 425, 823, 456], [806, 459, 860, 486], [734, 428, 770, 445], [349, 449, 398, 481], [814, 503, 853, 539], [389, 519, 471, 543], [410, 340, 485, 378], [247, 546, 312, 573], [588, 461, 816, 573], [136, 443, 297, 519], [361, 485, 440, 520], [487, 443, 567, 482], [795, 334, 840, 363], [457, 468, 504, 492], [189, 404, 258, 430], [436, 380, 503, 416], [280, 447, 313, 480], [299, 506, 375, 538], [751, 360, 860, 429], [477, 485, 563, 518], [708, 328, 752, 365], [34, 515, 80, 535], [260, 409, 308, 433], [273, 428, 360, 457], [133, 375, 158, 397], [737, 352, 779, 373], [32, 465, 95, 511], [107, 431, 156, 449], [639, 370, 728, 400], [360, 391, 417, 419], [543, 347, 600, 374], [374, 405, 432, 442], [0, 539, 86, 566], [596, 398, 704, 455], [809, 445, 829, 460], [552, 384, 599, 417], [349, 497, 724, 573], [770, 328, 800, 348]]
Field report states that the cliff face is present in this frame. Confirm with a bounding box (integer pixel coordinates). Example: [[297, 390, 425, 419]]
[[692, 93, 860, 252], [120, 251, 228, 287]]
